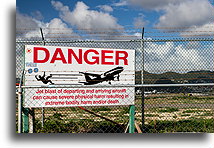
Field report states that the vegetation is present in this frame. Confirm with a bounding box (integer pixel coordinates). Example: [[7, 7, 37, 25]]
[[32, 112, 213, 133], [158, 107, 179, 113], [91, 107, 112, 112], [16, 93, 213, 133], [144, 119, 214, 133], [143, 70, 214, 84], [34, 113, 125, 133]]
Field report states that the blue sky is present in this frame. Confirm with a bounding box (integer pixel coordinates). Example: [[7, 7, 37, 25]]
[[17, 0, 147, 25], [16, 0, 214, 73], [16, 0, 214, 40]]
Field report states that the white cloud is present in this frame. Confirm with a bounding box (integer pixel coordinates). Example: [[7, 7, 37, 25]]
[[113, 0, 186, 10], [144, 41, 213, 73], [44, 18, 79, 40], [16, 10, 40, 29], [180, 23, 214, 37], [31, 10, 44, 20], [113, 0, 128, 7], [16, 11, 44, 39], [51, 1, 123, 30], [114, 0, 214, 30], [133, 32, 141, 39], [156, 0, 214, 28], [133, 15, 148, 28], [97, 5, 113, 12], [16, 10, 76, 40]]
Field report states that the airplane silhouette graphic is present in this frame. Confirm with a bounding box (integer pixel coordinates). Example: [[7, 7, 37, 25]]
[[79, 66, 124, 85]]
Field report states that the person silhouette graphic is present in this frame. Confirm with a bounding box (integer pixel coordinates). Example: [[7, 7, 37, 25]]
[[35, 72, 54, 84]]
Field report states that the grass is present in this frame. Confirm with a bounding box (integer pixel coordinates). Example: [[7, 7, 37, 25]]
[[34, 113, 125, 133], [144, 119, 214, 133], [158, 107, 179, 113], [33, 112, 214, 133], [145, 114, 159, 117], [180, 114, 191, 117], [182, 109, 200, 113], [143, 95, 214, 105], [200, 112, 213, 117], [91, 107, 112, 112]]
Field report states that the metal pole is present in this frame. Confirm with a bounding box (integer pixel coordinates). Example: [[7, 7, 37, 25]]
[[40, 28, 45, 45], [129, 105, 135, 133], [21, 75, 29, 132], [17, 87, 22, 133], [41, 108, 44, 128], [18, 70, 25, 133], [141, 27, 145, 132], [22, 108, 29, 133], [40, 27, 45, 127]]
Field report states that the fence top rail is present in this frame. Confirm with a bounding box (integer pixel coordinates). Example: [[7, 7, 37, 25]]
[[16, 38, 214, 44], [16, 83, 214, 89]]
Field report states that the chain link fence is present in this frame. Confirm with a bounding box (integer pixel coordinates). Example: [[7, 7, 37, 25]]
[[16, 38, 214, 133]]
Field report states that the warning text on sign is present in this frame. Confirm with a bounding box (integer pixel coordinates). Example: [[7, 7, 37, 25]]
[[24, 88, 134, 107]]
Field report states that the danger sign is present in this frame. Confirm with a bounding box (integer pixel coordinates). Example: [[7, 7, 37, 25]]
[[24, 45, 135, 107]]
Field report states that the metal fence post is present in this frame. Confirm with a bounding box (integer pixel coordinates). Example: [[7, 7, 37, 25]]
[[18, 70, 25, 133], [41, 108, 44, 128], [29, 108, 35, 133], [141, 27, 145, 132], [129, 105, 135, 133], [40, 27, 45, 128], [22, 107, 29, 133], [17, 87, 22, 133]]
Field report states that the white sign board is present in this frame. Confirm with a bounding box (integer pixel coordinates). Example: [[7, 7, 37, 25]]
[[24, 45, 135, 107]]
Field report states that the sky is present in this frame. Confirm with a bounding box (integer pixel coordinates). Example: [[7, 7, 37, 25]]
[[16, 0, 161, 27], [16, 0, 214, 73], [16, 0, 214, 40]]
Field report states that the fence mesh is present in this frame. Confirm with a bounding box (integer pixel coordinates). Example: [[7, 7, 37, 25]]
[[16, 38, 214, 133]]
